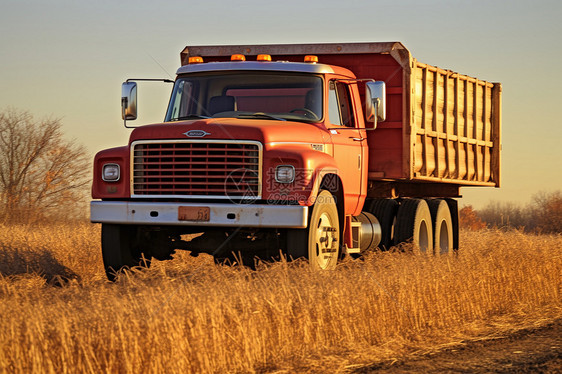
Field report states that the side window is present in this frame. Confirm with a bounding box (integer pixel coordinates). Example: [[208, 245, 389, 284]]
[[180, 81, 194, 117], [328, 82, 341, 125], [328, 81, 355, 127], [168, 81, 185, 120], [168, 81, 194, 120]]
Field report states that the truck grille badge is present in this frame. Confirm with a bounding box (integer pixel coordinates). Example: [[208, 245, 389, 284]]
[[184, 130, 211, 138]]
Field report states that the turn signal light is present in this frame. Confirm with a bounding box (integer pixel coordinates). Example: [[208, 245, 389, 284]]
[[257, 54, 272, 61], [188, 56, 204, 64], [304, 55, 318, 63], [231, 54, 246, 61]]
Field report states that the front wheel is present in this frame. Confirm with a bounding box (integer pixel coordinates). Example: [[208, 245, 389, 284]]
[[287, 190, 340, 270], [101, 224, 151, 281]]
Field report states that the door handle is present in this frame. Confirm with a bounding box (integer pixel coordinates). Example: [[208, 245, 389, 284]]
[[350, 137, 366, 141]]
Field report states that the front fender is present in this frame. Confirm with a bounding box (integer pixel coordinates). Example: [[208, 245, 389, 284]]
[[264, 147, 344, 207], [92, 146, 130, 199]]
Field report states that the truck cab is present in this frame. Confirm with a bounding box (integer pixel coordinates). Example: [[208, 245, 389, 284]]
[[92, 53, 385, 279], [162, 57, 371, 213]]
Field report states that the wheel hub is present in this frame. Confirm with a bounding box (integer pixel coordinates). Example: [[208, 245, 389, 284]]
[[315, 213, 338, 268]]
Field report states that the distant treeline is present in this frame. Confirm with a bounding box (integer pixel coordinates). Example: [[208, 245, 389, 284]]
[[460, 190, 562, 234]]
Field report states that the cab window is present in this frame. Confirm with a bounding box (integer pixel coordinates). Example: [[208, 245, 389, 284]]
[[328, 81, 355, 127]]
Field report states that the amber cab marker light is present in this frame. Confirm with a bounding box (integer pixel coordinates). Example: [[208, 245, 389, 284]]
[[304, 55, 318, 63], [188, 56, 204, 64], [231, 54, 246, 61], [257, 54, 272, 62]]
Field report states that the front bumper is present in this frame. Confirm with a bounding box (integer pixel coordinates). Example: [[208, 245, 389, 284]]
[[90, 201, 309, 228]]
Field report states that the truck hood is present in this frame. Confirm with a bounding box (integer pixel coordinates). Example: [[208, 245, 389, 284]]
[[129, 118, 328, 145]]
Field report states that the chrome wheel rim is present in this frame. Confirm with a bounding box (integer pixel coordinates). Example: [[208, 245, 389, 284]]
[[313, 212, 338, 269]]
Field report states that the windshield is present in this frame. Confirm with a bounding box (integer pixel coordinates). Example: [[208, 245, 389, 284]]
[[165, 71, 323, 123]]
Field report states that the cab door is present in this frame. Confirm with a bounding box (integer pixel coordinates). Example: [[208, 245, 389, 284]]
[[327, 80, 367, 215]]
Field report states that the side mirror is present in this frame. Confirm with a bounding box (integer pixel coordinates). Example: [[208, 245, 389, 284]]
[[121, 82, 137, 121], [365, 81, 386, 128]]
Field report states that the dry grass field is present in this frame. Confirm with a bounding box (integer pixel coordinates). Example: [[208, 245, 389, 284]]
[[0, 223, 560, 373]]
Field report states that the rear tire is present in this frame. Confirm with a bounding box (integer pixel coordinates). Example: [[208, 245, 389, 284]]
[[368, 199, 398, 250], [445, 198, 460, 251], [428, 199, 454, 255], [394, 199, 433, 253], [101, 224, 151, 281], [286, 190, 340, 270]]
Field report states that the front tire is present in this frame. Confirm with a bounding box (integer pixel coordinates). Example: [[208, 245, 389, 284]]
[[101, 224, 151, 281], [287, 190, 340, 270]]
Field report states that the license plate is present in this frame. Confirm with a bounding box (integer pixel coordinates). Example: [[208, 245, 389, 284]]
[[178, 206, 210, 222]]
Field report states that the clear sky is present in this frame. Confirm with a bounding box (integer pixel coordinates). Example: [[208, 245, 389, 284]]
[[1, 0, 561, 208]]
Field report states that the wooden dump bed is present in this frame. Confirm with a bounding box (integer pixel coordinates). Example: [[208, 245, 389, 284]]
[[181, 42, 501, 190]]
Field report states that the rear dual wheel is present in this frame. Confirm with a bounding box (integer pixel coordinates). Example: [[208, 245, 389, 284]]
[[428, 199, 454, 255], [368, 199, 398, 250], [393, 198, 455, 255], [394, 199, 433, 253]]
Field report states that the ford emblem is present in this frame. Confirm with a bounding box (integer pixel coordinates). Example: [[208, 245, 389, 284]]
[[184, 130, 211, 138]]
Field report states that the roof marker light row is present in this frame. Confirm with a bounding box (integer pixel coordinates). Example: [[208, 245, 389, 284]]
[[187, 54, 319, 64]]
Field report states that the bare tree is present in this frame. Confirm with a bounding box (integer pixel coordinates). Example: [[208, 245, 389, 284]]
[[529, 191, 562, 234], [474, 190, 562, 234], [478, 201, 528, 229], [459, 205, 486, 231], [0, 108, 90, 223]]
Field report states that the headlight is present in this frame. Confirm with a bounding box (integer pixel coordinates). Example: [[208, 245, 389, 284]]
[[102, 164, 120, 182], [275, 165, 295, 183]]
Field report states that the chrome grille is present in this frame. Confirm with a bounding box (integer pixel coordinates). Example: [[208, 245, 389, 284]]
[[131, 140, 262, 199]]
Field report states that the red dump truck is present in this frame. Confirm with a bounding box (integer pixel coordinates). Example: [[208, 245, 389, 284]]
[[91, 42, 501, 280]]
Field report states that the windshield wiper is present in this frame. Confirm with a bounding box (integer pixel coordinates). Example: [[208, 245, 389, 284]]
[[172, 114, 210, 121], [235, 113, 286, 121]]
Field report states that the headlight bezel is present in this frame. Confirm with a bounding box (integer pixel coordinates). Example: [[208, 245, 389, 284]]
[[102, 163, 121, 182], [275, 165, 296, 184]]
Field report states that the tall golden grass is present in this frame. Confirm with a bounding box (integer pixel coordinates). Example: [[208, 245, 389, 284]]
[[0, 223, 560, 373]]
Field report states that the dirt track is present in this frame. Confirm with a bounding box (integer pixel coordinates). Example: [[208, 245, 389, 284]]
[[356, 320, 562, 373]]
